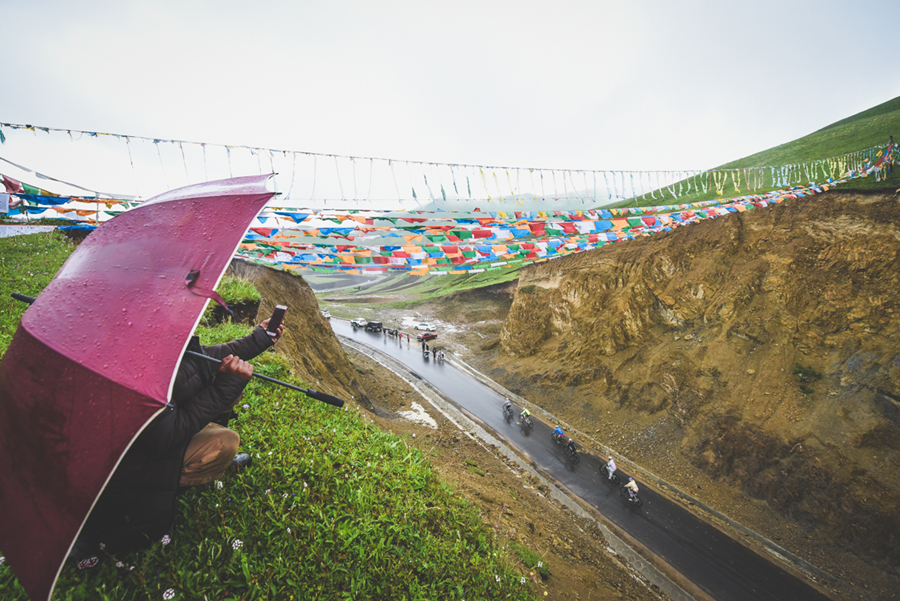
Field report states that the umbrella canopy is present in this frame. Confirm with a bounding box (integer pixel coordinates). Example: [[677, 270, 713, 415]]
[[0, 174, 275, 601]]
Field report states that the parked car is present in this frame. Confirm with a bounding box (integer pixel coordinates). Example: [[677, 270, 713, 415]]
[[365, 321, 384, 333], [416, 332, 438, 342], [351, 318, 368, 329], [321, 309, 331, 320], [414, 323, 436, 331]]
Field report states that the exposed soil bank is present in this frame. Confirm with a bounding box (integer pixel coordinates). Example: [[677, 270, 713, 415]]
[[475, 190, 899, 600]]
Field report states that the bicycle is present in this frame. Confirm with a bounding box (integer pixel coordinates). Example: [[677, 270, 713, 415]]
[[620, 486, 643, 507], [599, 464, 621, 484], [564, 444, 580, 463], [502, 403, 514, 420], [519, 414, 533, 428]]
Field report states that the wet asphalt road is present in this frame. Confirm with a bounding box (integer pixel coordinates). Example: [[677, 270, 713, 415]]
[[332, 321, 832, 601]]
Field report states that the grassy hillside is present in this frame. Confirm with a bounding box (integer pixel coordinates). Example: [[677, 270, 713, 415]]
[[314, 265, 522, 308], [608, 94, 900, 209], [723, 95, 900, 168], [0, 232, 537, 600]]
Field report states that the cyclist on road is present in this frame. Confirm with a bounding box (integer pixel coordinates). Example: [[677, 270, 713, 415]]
[[552, 425, 564, 441], [519, 407, 531, 423], [624, 477, 639, 499], [503, 398, 512, 411], [606, 456, 617, 480], [566, 437, 577, 455]]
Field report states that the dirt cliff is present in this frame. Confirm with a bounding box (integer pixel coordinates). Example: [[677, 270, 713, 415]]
[[490, 191, 900, 584], [226, 259, 374, 409]]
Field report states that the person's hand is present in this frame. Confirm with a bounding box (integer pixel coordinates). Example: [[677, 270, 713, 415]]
[[260, 318, 284, 343], [219, 354, 253, 381]]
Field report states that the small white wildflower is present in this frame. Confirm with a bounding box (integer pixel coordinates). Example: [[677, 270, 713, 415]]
[[216, 504, 220, 508], [242, 404, 249, 409], [265, 489, 271, 495], [283, 493, 288, 498], [520, 577, 526, 584], [161, 534, 171, 546], [287, 527, 291, 534], [216, 481, 223, 489], [0, 556, 4, 565], [115, 561, 124, 568], [163, 588, 175, 600], [494, 574, 501, 583], [537, 561, 543, 568], [256, 453, 261, 458], [268, 451, 272, 456], [99, 543, 106, 550], [232, 539, 243, 550], [303, 481, 307, 488]]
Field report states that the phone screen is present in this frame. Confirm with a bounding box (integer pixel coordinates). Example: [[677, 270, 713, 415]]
[[266, 305, 287, 336]]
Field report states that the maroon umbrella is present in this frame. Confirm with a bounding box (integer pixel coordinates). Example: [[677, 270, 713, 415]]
[[0, 174, 275, 601]]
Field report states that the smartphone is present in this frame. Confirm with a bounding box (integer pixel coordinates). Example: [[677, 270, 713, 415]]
[[266, 305, 287, 337]]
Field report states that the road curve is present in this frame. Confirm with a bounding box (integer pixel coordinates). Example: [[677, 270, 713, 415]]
[[331, 320, 833, 601]]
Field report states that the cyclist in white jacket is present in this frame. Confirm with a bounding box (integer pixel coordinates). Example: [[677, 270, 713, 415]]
[[606, 456, 617, 480]]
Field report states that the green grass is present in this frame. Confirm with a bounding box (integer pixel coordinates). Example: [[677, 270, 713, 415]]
[[509, 543, 549, 580], [0, 231, 538, 600], [606, 94, 900, 209], [215, 276, 262, 304], [199, 275, 263, 325], [0, 216, 80, 226], [0, 231, 78, 351]]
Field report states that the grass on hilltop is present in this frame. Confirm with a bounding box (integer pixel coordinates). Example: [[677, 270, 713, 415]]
[[606, 94, 900, 209], [0, 231, 539, 601]]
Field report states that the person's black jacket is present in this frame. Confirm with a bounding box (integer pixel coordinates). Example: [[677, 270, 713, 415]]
[[75, 326, 274, 555]]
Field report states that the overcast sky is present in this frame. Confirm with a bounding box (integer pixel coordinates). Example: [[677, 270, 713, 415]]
[[1, 0, 898, 204]]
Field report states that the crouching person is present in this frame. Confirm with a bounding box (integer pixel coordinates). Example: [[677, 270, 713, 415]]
[[70, 319, 282, 559]]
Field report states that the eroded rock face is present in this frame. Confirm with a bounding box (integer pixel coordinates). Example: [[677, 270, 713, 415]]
[[497, 191, 900, 565]]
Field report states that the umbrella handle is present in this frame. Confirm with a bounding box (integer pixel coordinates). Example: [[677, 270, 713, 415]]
[[9, 294, 345, 408], [186, 351, 344, 408], [11, 293, 36, 304]]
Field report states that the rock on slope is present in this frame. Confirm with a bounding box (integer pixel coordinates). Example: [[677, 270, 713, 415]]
[[496, 190, 900, 569]]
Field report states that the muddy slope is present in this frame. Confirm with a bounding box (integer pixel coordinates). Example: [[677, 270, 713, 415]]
[[492, 191, 900, 573]]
